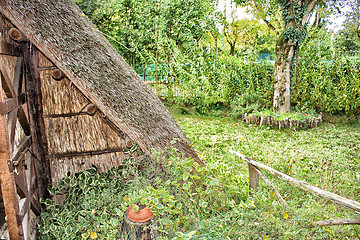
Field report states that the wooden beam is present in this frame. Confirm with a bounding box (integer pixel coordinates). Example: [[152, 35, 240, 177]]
[[11, 136, 31, 163], [51, 148, 126, 158], [25, 44, 51, 198], [14, 173, 41, 217], [0, 40, 21, 56], [13, 57, 24, 96], [230, 150, 360, 213], [17, 106, 31, 136], [0, 79, 24, 240], [0, 97, 17, 115], [0, 60, 16, 98], [312, 219, 360, 227], [7, 107, 18, 154]]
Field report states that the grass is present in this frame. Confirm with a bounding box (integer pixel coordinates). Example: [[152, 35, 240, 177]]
[[174, 113, 360, 239], [39, 112, 360, 239]]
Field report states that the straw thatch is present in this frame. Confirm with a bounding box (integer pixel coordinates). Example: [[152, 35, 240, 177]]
[[0, 0, 199, 183]]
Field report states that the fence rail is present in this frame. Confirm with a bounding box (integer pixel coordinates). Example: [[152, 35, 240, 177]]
[[230, 150, 360, 213]]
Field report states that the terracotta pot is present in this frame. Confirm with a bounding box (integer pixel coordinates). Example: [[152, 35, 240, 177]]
[[127, 204, 154, 223]]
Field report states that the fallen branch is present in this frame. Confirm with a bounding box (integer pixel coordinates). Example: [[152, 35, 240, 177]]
[[230, 150, 360, 213], [312, 219, 360, 227], [253, 167, 288, 208]]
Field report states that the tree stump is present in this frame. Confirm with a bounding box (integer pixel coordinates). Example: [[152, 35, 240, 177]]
[[120, 205, 154, 240]]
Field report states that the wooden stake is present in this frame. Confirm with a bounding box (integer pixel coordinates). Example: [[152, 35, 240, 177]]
[[248, 163, 259, 194], [253, 167, 288, 208]]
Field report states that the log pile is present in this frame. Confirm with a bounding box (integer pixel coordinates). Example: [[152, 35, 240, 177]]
[[241, 113, 323, 130]]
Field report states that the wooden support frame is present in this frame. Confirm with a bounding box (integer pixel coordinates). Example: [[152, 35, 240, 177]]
[[0, 21, 45, 239], [0, 67, 24, 240]]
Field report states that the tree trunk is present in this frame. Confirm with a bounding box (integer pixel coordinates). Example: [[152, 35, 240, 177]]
[[229, 43, 235, 56], [273, 37, 297, 113]]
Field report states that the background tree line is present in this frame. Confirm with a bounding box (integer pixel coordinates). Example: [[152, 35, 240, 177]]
[[74, 0, 360, 116]]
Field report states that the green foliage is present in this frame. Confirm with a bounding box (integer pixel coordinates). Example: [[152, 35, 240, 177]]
[[38, 165, 127, 239], [294, 32, 360, 115], [334, 28, 360, 57], [39, 114, 360, 239], [230, 92, 267, 118]]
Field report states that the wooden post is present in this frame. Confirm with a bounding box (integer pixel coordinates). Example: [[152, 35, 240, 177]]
[[248, 163, 259, 194], [24, 44, 50, 198], [0, 82, 24, 240], [253, 167, 288, 208]]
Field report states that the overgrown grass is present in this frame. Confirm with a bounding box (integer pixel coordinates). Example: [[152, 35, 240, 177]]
[[39, 113, 360, 239], [176, 113, 360, 239]]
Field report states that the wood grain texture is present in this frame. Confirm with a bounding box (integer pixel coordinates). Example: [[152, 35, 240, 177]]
[[0, 0, 199, 162]]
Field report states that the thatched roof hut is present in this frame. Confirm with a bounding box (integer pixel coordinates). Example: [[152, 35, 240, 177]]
[[0, 0, 199, 238], [1, 0, 199, 183]]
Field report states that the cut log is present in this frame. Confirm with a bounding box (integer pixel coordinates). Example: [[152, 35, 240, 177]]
[[230, 150, 360, 213], [8, 28, 27, 42], [51, 69, 65, 81], [85, 103, 97, 116]]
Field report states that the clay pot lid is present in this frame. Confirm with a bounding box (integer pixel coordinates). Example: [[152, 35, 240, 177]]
[[127, 204, 154, 223]]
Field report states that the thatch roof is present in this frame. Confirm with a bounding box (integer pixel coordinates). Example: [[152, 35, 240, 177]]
[[0, 0, 199, 160]]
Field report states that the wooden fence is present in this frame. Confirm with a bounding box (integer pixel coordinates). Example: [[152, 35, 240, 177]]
[[230, 150, 360, 227]]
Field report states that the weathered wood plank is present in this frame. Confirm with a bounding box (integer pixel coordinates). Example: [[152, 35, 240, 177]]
[[0, 97, 17, 115], [17, 106, 31, 136], [7, 107, 18, 153], [248, 163, 259, 194], [50, 148, 126, 158], [312, 219, 360, 227], [13, 56, 23, 95], [24, 45, 50, 198], [11, 135, 31, 163], [0, 78, 24, 240], [0, 59, 16, 97], [230, 150, 360, 213]]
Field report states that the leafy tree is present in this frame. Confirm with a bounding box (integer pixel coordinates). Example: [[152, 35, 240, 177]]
[[222, 19, 276, 57], [340, 0, 360, 39], [234, 0, 330, 113], [334, 28, 360, 56]]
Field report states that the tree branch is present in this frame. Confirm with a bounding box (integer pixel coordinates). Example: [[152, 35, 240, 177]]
[[312, 219, 360, 227], [302, 0, 318, 28], [263, 19, 279, 35]]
